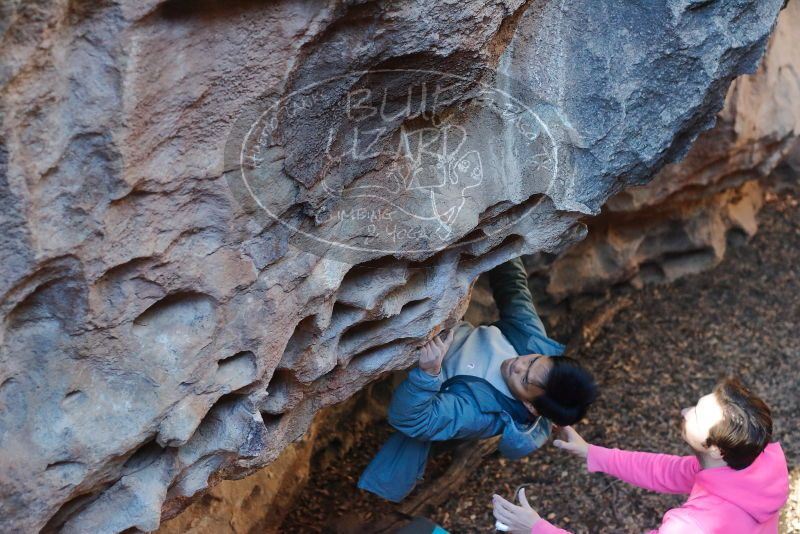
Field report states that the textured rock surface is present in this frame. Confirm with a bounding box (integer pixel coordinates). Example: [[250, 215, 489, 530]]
[[536, 0, 800, 303], [155, 5, 800, 529], [155, 378, 396, 534], [0, 0, 787, 532]]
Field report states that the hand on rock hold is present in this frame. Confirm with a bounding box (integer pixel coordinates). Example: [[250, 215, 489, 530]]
[[418, 328, 455, 376]]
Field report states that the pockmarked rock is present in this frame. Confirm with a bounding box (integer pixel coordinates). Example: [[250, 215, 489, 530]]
[[0, 0, 787, 531], [158, 3, 800, 531]]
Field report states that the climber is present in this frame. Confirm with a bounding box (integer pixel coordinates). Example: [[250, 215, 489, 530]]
[[357, 256, 598, 502], [492, 377, 789, 534]]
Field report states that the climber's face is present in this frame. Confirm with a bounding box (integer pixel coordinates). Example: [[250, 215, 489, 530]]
[[501, 354, 552, 412]]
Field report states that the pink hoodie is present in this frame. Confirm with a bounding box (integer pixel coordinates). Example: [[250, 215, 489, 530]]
[[532, 443, 789, 534]]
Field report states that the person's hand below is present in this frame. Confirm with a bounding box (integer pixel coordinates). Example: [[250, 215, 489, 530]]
[[418, 328, 455, 376], [553, 425, 590, 459], [492, 488, 541, 533]]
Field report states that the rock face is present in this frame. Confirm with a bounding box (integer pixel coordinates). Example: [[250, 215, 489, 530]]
[[538, 0, 800, 303], [0, 1, 788, 532], [154, 5, 800, 530], [155, 377, 397, 534]]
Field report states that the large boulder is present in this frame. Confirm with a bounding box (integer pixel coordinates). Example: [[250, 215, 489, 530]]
[[0, 0, 787, 531], [541, 0, 800, 302], [157, 5, 800, 529]]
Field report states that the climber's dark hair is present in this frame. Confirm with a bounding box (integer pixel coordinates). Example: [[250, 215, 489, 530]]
[[533, 356, 598, 426], [706, 377, 772, 470]]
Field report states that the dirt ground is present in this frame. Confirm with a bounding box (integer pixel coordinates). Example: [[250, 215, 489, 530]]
[[282, 179, 800, 533]]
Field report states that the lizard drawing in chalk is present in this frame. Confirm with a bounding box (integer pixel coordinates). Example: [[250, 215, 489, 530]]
[[322, 122, 484, 240]]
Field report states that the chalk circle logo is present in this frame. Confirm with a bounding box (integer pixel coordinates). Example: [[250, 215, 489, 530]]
[[225, 69, 563, 266]]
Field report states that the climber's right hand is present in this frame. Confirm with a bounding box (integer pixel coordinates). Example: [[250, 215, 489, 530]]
[[418, 328, 455, 376]]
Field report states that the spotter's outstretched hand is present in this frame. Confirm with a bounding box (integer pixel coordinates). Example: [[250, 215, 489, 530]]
[[553, 425, 590, 459], [492, 488, 541, 534]]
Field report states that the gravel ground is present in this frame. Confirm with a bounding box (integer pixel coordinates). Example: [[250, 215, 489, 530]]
[[282, 182, 800, 533]]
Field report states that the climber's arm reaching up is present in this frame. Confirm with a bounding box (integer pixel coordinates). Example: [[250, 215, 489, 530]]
[[358, 330, 499, 503], [488, 256, 564, 355], [488, 257, 546, 335], [387, 329, 499, 441]]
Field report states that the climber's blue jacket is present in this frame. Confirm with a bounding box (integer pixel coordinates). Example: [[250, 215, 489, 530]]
[[358, 257, 565, 502]]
